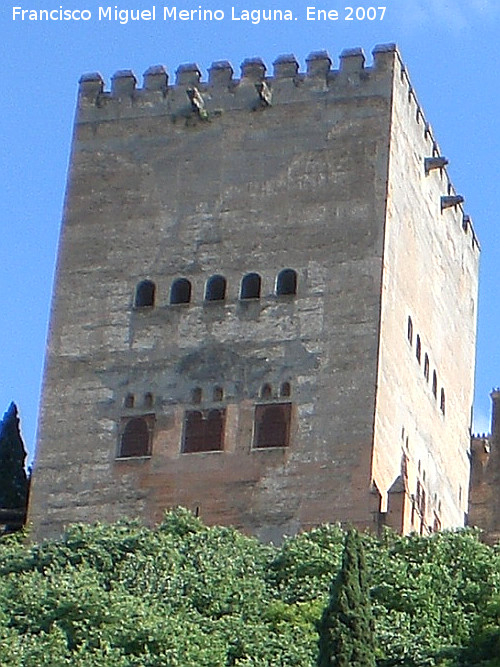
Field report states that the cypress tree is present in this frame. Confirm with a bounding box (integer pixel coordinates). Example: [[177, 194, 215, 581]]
[[0, 403, 28, 511], [317, 528, 376, 667]]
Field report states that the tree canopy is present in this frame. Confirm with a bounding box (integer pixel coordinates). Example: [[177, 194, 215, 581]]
[[0, 510, 499, 665], [0, 403, 28, 513], [317, 528, 376, 666]]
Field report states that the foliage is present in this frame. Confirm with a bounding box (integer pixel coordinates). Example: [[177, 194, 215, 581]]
[[0, 403, 28, 510], [0, 512, 499, 665], [366, 529, 500, 666], [267, 523, 345, 603], [317, 528, 376, 666], [459, 593, 500, 666]]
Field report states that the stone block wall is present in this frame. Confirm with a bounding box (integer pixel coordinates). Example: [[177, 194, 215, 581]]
[[374, 51, 479, 533], [469, 391, 500, 544], [29, 45, 479, 542]]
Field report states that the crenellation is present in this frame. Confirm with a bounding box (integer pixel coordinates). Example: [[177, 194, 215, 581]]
[[391, 54, 480, 252], [30, 43, 480, 542], [305, 50, 331, 78], [78, 73, 105, 110], [240, 57, 266, 81], [76, 46, 399, 120], [424, 126, 437, 158], [273, 54, 299, 79], [143, 65, 168, 92], [77, 44, 404, 113], [469, 392, 500, 543], [371, 42, 397, 70], [78, 72, 104, 99], [466, 216, 479, 250], [111, 69, 137, 96], [175, 63, 201, 86], [339, 47, 366, 72], [409, 90, 418, 114], [462, 214, 471, 232], [208, 60, 234, 87]]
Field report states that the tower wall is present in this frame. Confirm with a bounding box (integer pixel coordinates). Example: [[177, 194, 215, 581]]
[[29, 45, 479, 542], [469, 391, 500, 544], [374, 54, 479, 532]]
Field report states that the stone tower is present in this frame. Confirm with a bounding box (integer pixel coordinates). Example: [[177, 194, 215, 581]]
[[29, 44, 479, 543], [469, 390, 500, 544]]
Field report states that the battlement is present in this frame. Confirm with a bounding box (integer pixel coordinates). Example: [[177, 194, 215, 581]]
[[79, 44, 396, 106], [31, 42, 480, 542], [76, 43, 478, 252], [77, 44, 400, 125]]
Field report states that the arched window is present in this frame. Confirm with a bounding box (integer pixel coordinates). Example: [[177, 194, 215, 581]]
[[420, 488, 426, 516], [407, 316, 413, 345], [191, 387, 202, 404], [440, 388, 446, 415], [424, 354, 430, 381], [240, 273, 261, 299], [170, 278, 192, 305], [416, 480, 422, 509], [280, 381, 291, 397], [205, 275, 226, 301], [401, 452, 408, 481], [432, 371, 437, 398], [213, 386, 223, 402], [276, 269, 297, 296], [124, 393, 134, 408], [416, 335, 421, 363], [135, 280, 155, 308], [144, 392, 153, 408], [119, 417, 151, 457], [261, 383, 272, 399]]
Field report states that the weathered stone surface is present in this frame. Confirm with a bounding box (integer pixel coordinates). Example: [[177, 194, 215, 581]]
[[29, 46, 479, 542], [469, 391, 500, 544]]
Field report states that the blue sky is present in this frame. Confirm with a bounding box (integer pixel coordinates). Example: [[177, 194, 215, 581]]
[[2, 0, 500, 461]]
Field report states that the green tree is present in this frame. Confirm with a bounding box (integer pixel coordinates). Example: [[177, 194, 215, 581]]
[[460, 594, 500, 666], [1, 514, 500, 665], [368, 529, 500, 666], [0, 403, 28, 513], [317, 528, 376, 667]]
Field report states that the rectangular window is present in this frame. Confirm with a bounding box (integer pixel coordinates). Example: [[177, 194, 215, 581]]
[[182, 409, 225, 453], [253, 403, 292, 449]]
